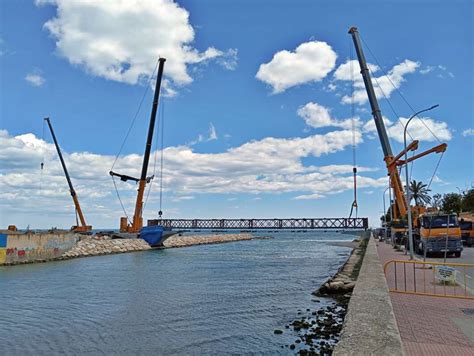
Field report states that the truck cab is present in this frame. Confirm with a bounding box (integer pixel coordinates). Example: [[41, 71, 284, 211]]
[[414, 213, 463, 257]]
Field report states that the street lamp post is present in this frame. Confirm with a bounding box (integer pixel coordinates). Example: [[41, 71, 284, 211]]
[[383, 185, 390, 241], [404, 104, 439, 260], [388, 177, 393, 245]]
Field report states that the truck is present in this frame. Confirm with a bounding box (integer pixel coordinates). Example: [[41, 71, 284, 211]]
[[414, 213, 463, 257], [459, 212, 474, 247]]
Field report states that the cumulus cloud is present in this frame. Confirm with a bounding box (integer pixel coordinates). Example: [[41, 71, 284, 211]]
[[25, 71, 45, 87], [256, 41, 337, 93], [363, 116, 452, 143], [36, 0, 236, 91], [297, 102, 359, 129], [0, 129, 386, 227], [333, 59, 380, 81], [335, 59, 420, 104]]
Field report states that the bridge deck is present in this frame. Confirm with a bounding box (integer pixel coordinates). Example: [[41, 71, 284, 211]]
[[148, 218, 368, 230]]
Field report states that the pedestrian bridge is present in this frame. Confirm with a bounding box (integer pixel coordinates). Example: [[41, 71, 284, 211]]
[[148, 217, 368, 230]]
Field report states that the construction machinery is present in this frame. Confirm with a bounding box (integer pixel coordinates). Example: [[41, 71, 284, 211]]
[[44, 117, 92, 233], [109, 58, 176, 246], [459, 212, 474, 247], [348, 27, 460, 254], [414, 211, 462, 256]]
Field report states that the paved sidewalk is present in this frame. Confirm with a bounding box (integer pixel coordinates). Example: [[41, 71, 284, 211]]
[[377, 241, 474, 355]]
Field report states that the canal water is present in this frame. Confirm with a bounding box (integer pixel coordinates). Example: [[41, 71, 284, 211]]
[[0, 231, 356, 355]]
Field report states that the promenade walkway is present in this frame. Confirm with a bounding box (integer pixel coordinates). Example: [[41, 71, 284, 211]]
[[377, 241, 474, 355]]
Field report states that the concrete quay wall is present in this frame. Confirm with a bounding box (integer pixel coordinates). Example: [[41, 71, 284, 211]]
[[0, 231, 79, 265], [334, 236, 404, 356]]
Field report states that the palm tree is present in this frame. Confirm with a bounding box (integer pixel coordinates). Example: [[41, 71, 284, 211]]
[[409, 180, 432, 206]]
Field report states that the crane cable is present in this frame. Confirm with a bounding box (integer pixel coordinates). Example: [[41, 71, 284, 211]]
[[40, 119, 45, 193], [360, 35, 441, 143], [158, 100, 165, 218], [349, 43, 358, 219], [360, 36, 446, 195]]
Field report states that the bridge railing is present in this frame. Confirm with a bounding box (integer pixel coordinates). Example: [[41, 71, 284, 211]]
[[148, 218, 368, 230]]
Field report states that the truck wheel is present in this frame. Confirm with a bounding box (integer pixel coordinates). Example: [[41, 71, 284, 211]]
[[454, 252, 461, 258]]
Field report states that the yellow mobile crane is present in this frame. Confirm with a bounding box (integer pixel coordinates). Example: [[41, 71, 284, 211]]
[[348, 27, 457, 254], [45, 117, 92, 233]]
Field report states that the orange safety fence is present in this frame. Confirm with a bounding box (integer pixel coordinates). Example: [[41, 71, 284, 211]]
[[383, 260, 474, 300]]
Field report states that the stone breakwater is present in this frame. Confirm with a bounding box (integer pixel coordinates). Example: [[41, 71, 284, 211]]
[[61, 236, 151, 258], [62, 233, 253, 259], [314, 239, 367, 297], [163, 233, 253, 248], [1, 232, 254, 265]]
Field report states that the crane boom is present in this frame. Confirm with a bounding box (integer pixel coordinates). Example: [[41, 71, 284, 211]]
[[348, 27, 408, 218], [349, 27, 392, 157], [129, 58, 166, 232], [44, 117, 91, 232]]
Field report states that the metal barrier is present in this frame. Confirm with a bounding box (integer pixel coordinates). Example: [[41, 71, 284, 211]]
[[383, 260, 474, 300]]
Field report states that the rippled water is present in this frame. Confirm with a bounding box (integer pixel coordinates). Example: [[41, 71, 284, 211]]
[[0, 231, 356, 355]]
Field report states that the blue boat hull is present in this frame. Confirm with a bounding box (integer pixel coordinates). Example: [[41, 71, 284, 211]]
[[139, 225, 174, 247]]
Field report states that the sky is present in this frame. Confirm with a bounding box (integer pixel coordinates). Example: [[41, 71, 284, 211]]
[[0, 0, 473, 229]]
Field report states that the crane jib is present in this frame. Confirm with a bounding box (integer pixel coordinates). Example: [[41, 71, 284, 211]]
[[348, 27, 393, 158]]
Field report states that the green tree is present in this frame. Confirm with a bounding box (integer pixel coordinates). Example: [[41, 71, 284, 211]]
[[409, 180, 431, 206], [441, 193, 462, 214], [461, 189, 474, 212], [380, 205, 393, 223]]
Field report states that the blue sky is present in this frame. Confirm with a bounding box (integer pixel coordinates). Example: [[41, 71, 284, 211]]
[[1, 0, 473, 229]]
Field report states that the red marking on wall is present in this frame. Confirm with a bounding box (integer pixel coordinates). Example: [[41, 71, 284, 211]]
[[6, 248, 15, 255], [18, 250, 26, 256]]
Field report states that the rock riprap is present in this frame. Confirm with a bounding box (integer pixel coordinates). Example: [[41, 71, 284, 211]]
[[163, 233, 252, 248], [62, 236, 151, 258]]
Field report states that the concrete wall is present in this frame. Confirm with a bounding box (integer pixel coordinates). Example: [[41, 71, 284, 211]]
[[334, 236, 404, 356], [0, 231, 79, 265]]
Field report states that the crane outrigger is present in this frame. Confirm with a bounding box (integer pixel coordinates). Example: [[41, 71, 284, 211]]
[[44, 117, 92, 233], [348, 27, 447, 231]]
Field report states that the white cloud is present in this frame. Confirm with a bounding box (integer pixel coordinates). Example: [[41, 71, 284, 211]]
[[326, 83, 337, 92], [336, 59, 420, 105], [0, 129, 388, 227], [25, 71, 45, 87], [256, 41, 337, 93], [431, 175, 449, 186], [420, 65, 434, 74], [297, 102, 359, 129], [333, 59, 379, 81], [387, 117, 451, 143], [462, 128, 474, 137], [208, 123, 218, 141], [36, 0, 236, 91], [363, 116, 452, 143], [189, 122, 218, 145]]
